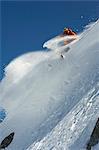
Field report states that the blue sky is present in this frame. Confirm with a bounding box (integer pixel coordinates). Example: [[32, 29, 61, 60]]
[[1, 1, 99, 80]]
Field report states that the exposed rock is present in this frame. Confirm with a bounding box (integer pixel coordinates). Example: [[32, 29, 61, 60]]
[[0, 132, 15, 149], [86, 118, 99, 150]]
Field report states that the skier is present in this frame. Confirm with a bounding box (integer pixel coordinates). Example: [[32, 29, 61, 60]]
[[62, 28, 77, 45], [63, 28, 77, 36], [0, 132, 15, 149]]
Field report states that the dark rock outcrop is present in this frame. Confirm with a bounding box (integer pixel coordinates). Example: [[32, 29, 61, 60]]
[[86, 118, 99, 150], [0, 132, 15, 149]]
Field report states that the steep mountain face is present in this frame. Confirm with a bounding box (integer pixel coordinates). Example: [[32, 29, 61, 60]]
[[0, 21, 99, 150]]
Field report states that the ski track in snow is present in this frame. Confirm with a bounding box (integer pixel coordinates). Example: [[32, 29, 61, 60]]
[[0, 20, 99, 150]]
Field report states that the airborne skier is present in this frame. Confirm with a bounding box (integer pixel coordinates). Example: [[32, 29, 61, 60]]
[[60, 28, 77, 59], [63, 28, 77, 36], [62, 28, 77, 45]]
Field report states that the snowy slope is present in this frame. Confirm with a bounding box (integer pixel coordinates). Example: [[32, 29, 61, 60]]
[[27, 20, 99, 150], [0, 20, 99, 150]]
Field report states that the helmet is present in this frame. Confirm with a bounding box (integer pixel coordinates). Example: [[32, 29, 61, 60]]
[[64, 28, 69, 31]]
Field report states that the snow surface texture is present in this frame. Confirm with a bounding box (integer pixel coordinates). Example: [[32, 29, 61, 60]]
[[0, 20, 99, 150]]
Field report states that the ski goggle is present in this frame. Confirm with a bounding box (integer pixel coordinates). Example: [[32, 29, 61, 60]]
[[64, 28, 69, 31]]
